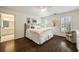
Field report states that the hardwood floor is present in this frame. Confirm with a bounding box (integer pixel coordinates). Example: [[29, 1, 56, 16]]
[[0, 35, 77, 52]]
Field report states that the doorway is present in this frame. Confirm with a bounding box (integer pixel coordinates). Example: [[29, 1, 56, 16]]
[[0, 13, 14, 42]]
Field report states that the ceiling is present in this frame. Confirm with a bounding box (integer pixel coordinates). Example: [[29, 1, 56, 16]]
[[2, 6, 79, 17]]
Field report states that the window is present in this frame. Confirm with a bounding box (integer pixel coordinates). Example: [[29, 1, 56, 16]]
[[61, 16, 72, 32]]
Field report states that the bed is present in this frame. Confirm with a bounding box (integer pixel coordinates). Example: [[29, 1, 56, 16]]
[[25, 26, 54, 45]]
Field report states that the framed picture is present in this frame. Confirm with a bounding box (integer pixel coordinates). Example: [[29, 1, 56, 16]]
[[32, 19, 37, 24]]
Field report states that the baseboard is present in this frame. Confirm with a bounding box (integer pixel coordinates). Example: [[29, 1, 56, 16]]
[[15, 37, 24, 40], [54, 35, 66, 38], [0, 37, 24, 43]]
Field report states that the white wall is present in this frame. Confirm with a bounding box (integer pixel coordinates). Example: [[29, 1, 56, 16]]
[[0, 7, 79, 39], [58, 10, 79, 31], [0, 7, 40, 40], [41, 15, 53, 27], [40, 10, 79, 37], [52, 10, 79, 37]]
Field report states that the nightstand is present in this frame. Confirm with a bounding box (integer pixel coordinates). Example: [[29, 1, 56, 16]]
[[66, 31, 76, 43]]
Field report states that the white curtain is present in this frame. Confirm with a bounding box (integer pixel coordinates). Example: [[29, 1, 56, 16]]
[[61, 16, 72, 32]]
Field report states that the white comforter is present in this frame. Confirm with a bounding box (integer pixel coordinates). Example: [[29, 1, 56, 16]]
[[26, 27, 54, 45]]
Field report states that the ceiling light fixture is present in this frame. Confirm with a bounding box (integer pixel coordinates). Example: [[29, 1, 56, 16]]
[[40, 6, 47, 12]]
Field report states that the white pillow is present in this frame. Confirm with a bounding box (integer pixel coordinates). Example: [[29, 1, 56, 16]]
[[35, 26, 41, 29]]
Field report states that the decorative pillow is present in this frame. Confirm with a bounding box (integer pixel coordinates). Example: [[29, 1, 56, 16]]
[[31, 25, 35, 29]]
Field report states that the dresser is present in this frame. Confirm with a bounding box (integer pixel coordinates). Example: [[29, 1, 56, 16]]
[[66, 31, 76, 43], [76, 30, 79, 51]]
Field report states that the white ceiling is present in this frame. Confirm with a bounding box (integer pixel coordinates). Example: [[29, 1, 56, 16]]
[[2, 6, 79, 17]]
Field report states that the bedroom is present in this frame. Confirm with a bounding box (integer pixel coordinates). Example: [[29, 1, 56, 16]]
[[0, 6, 79, 52]]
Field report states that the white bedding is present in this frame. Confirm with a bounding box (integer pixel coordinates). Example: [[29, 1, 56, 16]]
[[26, 27, 54, 45]]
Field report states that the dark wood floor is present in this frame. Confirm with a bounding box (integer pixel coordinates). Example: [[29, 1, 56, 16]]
[[0, 35, 77, 52]]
